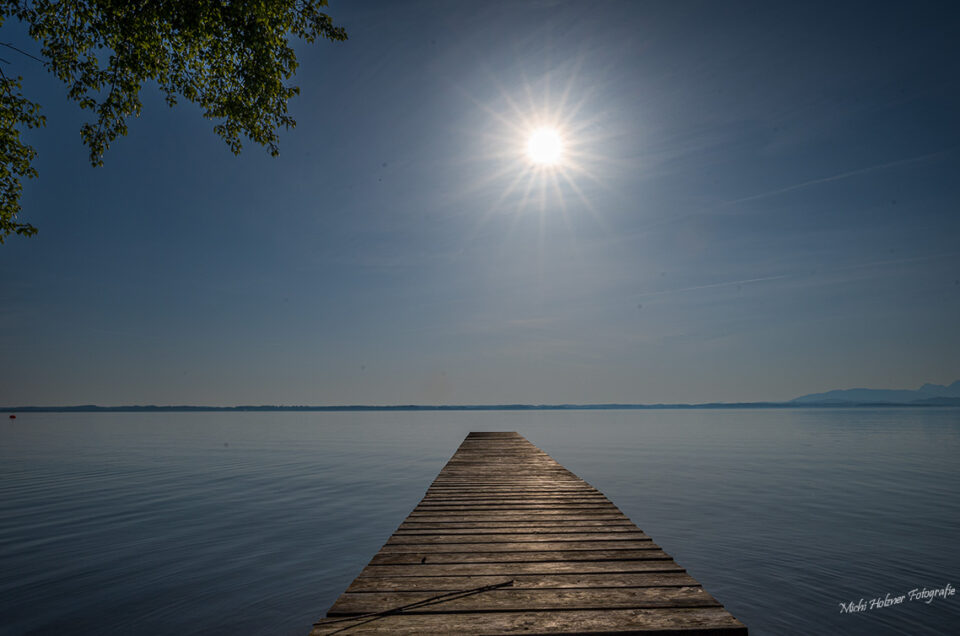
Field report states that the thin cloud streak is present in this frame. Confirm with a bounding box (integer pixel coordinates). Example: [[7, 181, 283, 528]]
[[637, 274, 792, 299], [725, 148, 954, 206], [638, 252, 960, 301], [835, 251, 960, 272]]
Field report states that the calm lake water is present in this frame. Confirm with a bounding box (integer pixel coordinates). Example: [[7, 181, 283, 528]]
[[1, 409, 958, 635]]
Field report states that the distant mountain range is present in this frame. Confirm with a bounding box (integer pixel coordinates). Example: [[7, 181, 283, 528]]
[[791, 381, 960, 405], [5, 382, 960, 412]]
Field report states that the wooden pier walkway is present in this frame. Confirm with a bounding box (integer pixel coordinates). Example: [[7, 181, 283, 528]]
[[311, 432, 747, 634]]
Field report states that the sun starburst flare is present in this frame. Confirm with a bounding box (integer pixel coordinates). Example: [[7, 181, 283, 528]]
[[446, 62, 623, 253], [526, 127, 563, 165]]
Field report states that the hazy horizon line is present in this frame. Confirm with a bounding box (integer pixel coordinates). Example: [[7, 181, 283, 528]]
[[5, 400, 960, 412]]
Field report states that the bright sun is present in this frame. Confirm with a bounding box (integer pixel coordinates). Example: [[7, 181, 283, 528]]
[[526, 127, 563, 165]]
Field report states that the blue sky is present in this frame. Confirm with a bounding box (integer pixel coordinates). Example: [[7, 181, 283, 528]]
[[2, 0, 959, 406]]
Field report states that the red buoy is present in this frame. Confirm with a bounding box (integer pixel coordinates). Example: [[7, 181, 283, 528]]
[[8, 414, 15, 419]]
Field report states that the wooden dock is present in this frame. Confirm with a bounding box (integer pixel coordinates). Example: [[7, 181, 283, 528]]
[[311, 432, 747, 634]]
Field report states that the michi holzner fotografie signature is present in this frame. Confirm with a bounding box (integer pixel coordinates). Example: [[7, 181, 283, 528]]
[[839, 583, 956, 613]]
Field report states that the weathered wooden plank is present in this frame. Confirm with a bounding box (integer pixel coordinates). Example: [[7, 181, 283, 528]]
[[407, 509, 629, 517], [426, 486, 600, 491], [357, 560, 686, 577], [387, 531, 651, 544], [420, 495, 611, 501], [410, 509, 624, 516], [396, 521, 640, 532], [440, 458, 563, 461], [434, 471, 582, 475], [370, 549, 670, 565], [345, 572, 700, 593], [425, 496, 600, 502], [328, 586, 720, 615], [312, 607, 747, 635], [424, 493, 603, 499], [428, 488, 596, 493], [437, 469, 574, 472], [432, 477, 584, 482], [427, 489, 593, 493], [435, 467, 579, 471], [427, 484, 598, 488], [414, 504, 621, 511], [407, 510, 629, 525], [418, 501, 613, 507], [379, 540, 657, 552], [420, 495, 610, 501]]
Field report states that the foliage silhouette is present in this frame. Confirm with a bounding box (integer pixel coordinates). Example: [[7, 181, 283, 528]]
[[0, 0, 347, 242]]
